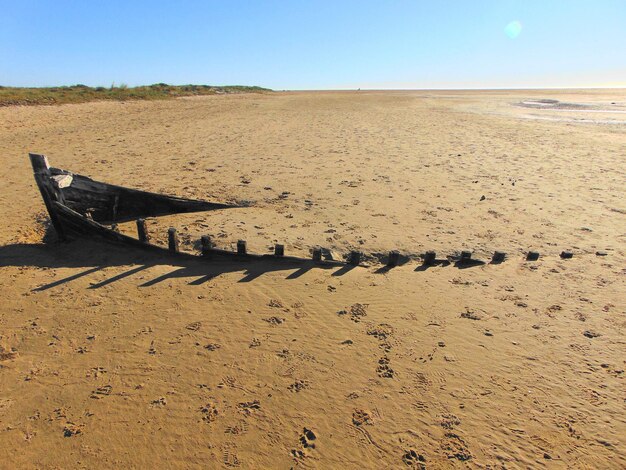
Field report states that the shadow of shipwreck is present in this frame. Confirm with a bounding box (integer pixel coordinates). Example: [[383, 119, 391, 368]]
[[0, 238, 349, 291]]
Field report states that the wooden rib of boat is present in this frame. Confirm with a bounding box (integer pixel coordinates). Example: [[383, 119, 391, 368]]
[[29, 153, 347, 266]]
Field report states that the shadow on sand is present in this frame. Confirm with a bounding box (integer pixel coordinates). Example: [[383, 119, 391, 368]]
[[414, 258, 486, 272], [0, 239, 348, 291]]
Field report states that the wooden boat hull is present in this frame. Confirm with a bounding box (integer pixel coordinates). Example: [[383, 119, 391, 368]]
[[30, 153, 348, 267], [47, 165, 240, 225]]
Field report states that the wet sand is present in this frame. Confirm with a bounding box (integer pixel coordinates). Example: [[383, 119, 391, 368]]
[[0, 90, 624, 468]]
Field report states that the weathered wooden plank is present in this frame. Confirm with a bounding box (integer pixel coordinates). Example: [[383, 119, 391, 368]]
[[201, 235, 212, 256], [54, 171, 241, 224], [136, 218, 149, 243], [29, 153, 66, 239], [168, 228, 179, 253]]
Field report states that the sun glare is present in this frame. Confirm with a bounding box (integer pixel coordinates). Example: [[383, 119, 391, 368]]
[[505, 20, 523, 39]]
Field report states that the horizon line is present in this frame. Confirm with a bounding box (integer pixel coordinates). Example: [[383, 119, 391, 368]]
[[286, 86, 626, 91], [2, 84, 625, 92]]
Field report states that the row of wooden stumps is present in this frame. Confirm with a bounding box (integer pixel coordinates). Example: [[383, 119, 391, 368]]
[[137, 218, 364, 264], [421, 249, 573, 265], [135, 219, 574, 266]]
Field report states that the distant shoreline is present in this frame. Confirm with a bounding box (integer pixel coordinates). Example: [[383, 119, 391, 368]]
[[283, 87, 626, 92], [0, 84, 271, 107], [2, 85, 623, 107]]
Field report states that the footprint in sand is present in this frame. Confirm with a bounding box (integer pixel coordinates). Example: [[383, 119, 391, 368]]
[[377, 356, 394, 378], [86, 367, 106, 378], [267, 299, 284, 309], [237, 400, 260, 415], [222, 442, 240, 468], [367, 323, 395, 352], [291, 427, 318, 460], [460, 309, 483, 320], [264, 316, 285, 325], [224, 420, 248, 435], [337, 303, 368, 323], [288, 380, 310, 393], [151, 397, 167, 407], [402, 449, 426, 468], [200, 402, 218, 423], [300, 428, 317, 448], [352, 409, 373, 426], [0, 349, 18, 361], [185, 321, 201, 331], [441, 432, 472, 461], [367, 324, 394, 341], [440, 414, 461, 430], [90, 385, 112, 399], [63, 422, 84, 437]]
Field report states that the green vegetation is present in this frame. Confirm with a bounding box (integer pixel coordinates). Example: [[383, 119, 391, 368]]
[[0, 83, 271, 106]]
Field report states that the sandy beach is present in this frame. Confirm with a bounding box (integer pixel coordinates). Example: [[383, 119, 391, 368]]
[[0, 90, 624, 468]]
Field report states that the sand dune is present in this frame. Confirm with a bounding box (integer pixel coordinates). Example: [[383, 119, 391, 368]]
[[0, 90, 624, 468]]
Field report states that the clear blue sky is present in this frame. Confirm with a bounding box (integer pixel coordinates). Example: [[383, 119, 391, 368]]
[[1, 0, 624, 89]]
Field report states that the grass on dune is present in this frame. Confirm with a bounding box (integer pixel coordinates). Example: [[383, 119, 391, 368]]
[[0, 83, 271, 106]]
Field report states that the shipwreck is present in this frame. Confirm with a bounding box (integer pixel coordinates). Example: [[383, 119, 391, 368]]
[[29, 153, 354, 267], [31, 153, 575, 268]]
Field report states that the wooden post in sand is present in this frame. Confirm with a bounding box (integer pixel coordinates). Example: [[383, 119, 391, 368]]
[[348, 251, 362, 266], [460, 251, 472, 263], [274, 244, 284, 257], [387, 250, 400, 267], [492, 251, 506, 263], [312, 247, 322, 263], [526, 251, 540, 261], [423, 250, 436, 265], [201, 235, 212, 256], [168, 227, 179, 253], [237, 240, 247, 255], [136, 218, 149, 243]]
